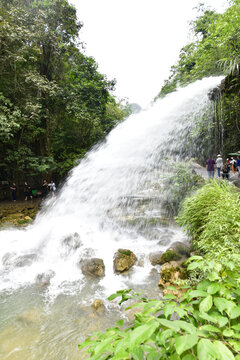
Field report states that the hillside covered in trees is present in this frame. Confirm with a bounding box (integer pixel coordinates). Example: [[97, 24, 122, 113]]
[[155, 0, 240, 158], [0, 0, 130, 187]]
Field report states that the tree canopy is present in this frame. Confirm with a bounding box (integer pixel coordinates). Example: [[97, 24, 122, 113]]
[[0, 0, 130, 185]]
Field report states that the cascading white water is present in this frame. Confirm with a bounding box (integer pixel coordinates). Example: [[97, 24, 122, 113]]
[[0, 77, 223, 298]]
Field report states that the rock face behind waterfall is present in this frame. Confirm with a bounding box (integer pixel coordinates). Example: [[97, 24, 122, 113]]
[[113, 249, 137, 273]]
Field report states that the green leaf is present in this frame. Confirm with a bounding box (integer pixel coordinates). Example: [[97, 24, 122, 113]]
[[130, 347, 144, 360], [197, 339, 218, 360], [200, 325, 221, 333], [208, 311, 228, 327], [175, 320, 197, 334], [182, 355, 195, 360], [213, 340, 234, 360], [229, 305, 240, 319], [128, 321, 159, 349], [188, 261, 203, 270], [232, 324, 240, 330], [213, 297, 235, 315], [157, 319, 180, 331], [188, 290, 208, 299], [199, 295, 213, 313], [229, 340, 240, 352], [157, 329, 174, 346], [163, 305, 175, 319], [207, 283, 220, 295], [146, 353, 162, 360], [175, 334, 198, 355], [222, 329, 234, 337], [207, 271, 220, 281]]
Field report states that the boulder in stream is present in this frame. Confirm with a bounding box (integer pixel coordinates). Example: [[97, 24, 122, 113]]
[[113, 249, 137, 273], [81, 258, 105, 278], [91, 299, 105, 313], [149, 251, 164, 266], [167, 241, 191, 257], [35, 270, 55, 287]]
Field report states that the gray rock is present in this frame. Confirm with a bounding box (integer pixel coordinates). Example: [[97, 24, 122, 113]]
[[3, 252, 37, 267], [149, 251, 164, 266], [35, 270, 55, 287], [167, 241, 190, 257], [14, 253, 37, 267], [81, 258, 105, 278], [157, 238, 170, 246]]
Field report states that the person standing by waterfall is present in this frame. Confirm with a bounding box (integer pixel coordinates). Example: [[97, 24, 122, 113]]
[[48, 180, 56, 197], [10, 182, 17, 201], [206, 157, 216, 179], [216, 154, 223, 178]]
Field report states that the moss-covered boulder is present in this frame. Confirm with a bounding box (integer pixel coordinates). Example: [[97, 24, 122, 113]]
[[113, 249, 137, 273], [81, 258, 105, 278], [158, 261, 188, 297], [159, 249, 181, 265]]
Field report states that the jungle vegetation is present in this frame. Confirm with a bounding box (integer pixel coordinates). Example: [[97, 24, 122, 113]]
[[0, 0, 130, 186]]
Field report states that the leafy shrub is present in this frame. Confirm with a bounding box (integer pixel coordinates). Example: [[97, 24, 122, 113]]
[[177, 180, 240, 255], [79, 256, 240, 359]]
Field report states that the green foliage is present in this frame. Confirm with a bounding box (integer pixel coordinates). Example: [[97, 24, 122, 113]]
[[156, 1, 240, 97], [0, 0, 128, 183], [177, 180, 240, 256], [79, 257, 240, 359]]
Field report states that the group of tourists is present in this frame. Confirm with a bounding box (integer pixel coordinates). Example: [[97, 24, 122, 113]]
[[206, 154, 240, 180], [10, 180, 56, 202]]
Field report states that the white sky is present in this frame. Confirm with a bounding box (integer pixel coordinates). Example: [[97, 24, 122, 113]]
[[70, 0, 229, 108]]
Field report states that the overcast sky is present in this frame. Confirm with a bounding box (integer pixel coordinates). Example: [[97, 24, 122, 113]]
[[70, 0, 229, 108]]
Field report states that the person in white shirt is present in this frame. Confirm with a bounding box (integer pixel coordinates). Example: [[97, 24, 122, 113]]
[[216, 154, 223, 178], [48, 180, 56, 197]]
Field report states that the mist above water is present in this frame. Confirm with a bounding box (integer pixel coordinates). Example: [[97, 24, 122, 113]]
[[0, 77, 223, 297]]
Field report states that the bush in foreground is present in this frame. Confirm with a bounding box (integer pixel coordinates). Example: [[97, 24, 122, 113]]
[[79, 256, 240, 360]]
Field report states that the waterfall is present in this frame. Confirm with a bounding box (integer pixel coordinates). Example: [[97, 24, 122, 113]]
[[0, 76, 223, 298]]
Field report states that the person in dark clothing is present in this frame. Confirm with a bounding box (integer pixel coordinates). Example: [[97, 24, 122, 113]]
[[222, 164, 230, 180], [42, 180, 48, 198], [206, 158, 216, 179], [10, 182, 17, 201], [24, 182, 32, 200]]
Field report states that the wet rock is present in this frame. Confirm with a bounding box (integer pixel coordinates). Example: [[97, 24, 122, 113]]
[[167, 241, 190, 257], [113, 249, 137, 273], [81, 258, 105, 278], [91, 299, 105, 312], [158, 261, 188, 298], [2, 252, 16, 266], [63, 232, 82, 250], [149, 251, 164, 266], [230, 178, 240, 188], [14, 253, 37, 267], [2, 252, 37, 267], [157, 238, 170, 246], [35, 270, 55, 287]]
